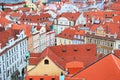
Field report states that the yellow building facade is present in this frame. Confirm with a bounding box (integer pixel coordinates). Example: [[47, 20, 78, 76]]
[[27, 56, 64, 76], [57, 37, 73, 45], [85, 26, 114, 55]]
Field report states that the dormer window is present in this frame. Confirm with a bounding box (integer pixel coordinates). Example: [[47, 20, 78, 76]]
[[44, 59, 49, 64], [112, 14, 114, 17], [87, 48, 91, 51]]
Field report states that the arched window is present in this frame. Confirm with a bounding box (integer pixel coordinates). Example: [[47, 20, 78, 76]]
[[44, 59, 49, 64]]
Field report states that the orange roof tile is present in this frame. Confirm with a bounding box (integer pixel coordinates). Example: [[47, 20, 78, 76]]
[[20, 13, 51, 23], [18, 7, 31, 12], [11, 24, 32, 37], [57, 12, 80, 21], [75, 30, 85, 36], [0, 29, 20, 49], [57, 28, 77, 40], [66, 61, 84, 68], [9, 12, 22, 17], [0, 17, 10, 25], [29, 44, 97, 70], [114, 50, 120, 57], [70, 54, 120, 80]]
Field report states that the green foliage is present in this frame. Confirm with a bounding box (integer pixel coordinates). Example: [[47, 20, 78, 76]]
[[2, 3, 5, 11], [24, 4, 28, 8]]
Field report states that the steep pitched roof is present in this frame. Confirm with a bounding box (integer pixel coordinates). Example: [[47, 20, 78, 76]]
[[29, 44, 97, 70], [57, 28, 77, 40], [9, 12, 22, 17], [11, 24, 32, 37], [114, 50, 120, 57], [57, 12, 80, 21], [90, 22, 120, 34], [70, 54, 120, 80], [0, 17, 10, 26], [0, 29, 20, 49]]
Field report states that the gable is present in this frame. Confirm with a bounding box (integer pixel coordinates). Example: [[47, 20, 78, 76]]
[[28, 56, 64, 76], [72, 54, 120, 80]]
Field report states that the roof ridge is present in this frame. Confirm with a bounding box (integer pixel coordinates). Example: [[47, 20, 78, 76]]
[[48, 47, 65, 70], [111, 55, 120, 70], [71, 53, 111, 77]]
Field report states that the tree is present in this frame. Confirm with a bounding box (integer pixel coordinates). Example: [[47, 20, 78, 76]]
[[2, 3, 5, 11]]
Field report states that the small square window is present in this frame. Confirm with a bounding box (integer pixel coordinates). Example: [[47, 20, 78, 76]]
[[29, 78, 32, 80], [51, 78, 55, 80], [40, 78, 44, 80]]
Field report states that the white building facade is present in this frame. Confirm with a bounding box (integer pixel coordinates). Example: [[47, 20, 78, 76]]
[[0, 29, 28, 80]]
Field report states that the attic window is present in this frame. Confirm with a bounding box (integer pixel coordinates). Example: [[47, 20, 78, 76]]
[[29, 78, 33, 80], [44, 59, 49, 64], [112, 14, 114, 17], [83, 24, 86, 27], [105, 14, 107, 17], [87, 48, 91, 51], [40, 78, 44, 80]]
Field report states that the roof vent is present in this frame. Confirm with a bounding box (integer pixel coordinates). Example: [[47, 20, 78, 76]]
[[62, 49, 66, 52], [86, 48, 91, 51], [74, 49, 78, 52]]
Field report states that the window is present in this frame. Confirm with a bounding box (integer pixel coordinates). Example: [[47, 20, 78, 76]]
[[0, 68, 1, 73], [40, 78, 43, 80], [51, 78, 55, 80], [118, 45, 120, 49], [44, 59, 49, 64], [64, 40, 66, 44], [81, 36, 84, 39], [29, 78, 32, 80], [110, 43, 113, 47]]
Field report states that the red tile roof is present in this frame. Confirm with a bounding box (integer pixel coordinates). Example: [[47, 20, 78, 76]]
[[9, 12, 22, 17], [110, 2, 120, 10], [18, 7, 31, 12], [11, 24, 32, 37], [114, 50, 120, 57], [20, 13, 51, 23], [0, 17, 10, 26], [57, 28, 77, 40], [29, 44, 97, 70], [0, 29, 20, 48], [57, 12, 80, 21], [90, 22, 120, 34], [70, 54, 120, 80], [65, 61, 84, 68]]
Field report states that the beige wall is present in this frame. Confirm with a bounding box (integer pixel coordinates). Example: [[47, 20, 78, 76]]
[[28, 36, 33, 52], [28, 56, 64, 76], [57, 37, 72, 45]]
